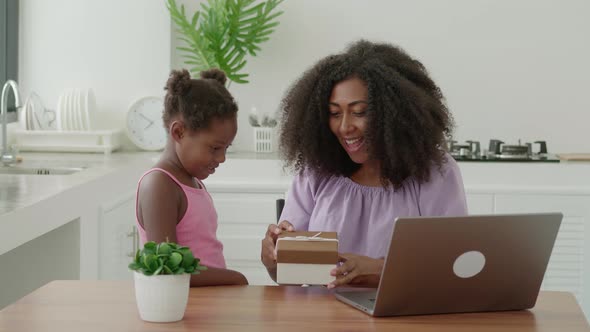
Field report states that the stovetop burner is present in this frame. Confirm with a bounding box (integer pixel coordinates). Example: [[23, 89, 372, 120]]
[[448, 139, 559, 162]]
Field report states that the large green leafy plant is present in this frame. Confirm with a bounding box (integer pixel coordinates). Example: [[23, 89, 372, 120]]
[[129, 241, 207, 276], [167, 0, 284, 85]]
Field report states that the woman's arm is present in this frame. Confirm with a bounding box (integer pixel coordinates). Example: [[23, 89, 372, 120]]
[[261, 171, 316, 281], [328, 254, 384, 289], [261, 220, 295, 282], [190, 267, 248, 287]]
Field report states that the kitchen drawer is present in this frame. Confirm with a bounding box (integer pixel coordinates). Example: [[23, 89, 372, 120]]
[[210, 191, 285, 285], [494, 194, 590, 215], [494, 194, 590, 314], [209, 192, 285, 224], [225, 259, 274, 286], [465, 193, 494, 214], [219, 234, 264, 262]]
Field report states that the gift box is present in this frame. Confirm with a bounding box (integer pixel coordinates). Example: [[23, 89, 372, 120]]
[[276, 231, 339, 285]]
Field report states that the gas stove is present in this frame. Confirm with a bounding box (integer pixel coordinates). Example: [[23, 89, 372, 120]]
[[448, 139, 560, 162]]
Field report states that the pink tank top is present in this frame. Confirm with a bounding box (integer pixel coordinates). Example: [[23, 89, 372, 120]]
[[135, 168, 226, 269]]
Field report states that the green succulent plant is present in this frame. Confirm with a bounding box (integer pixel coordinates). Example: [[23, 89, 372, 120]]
[[129, 241, 207, 276], [166, 0, 284, 85]]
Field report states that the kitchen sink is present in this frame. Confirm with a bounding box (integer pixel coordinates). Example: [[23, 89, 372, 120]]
[[0, 166, 85, 175]]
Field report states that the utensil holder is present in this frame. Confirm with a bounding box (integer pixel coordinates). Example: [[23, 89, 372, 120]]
[[253, 127, 274, 153]]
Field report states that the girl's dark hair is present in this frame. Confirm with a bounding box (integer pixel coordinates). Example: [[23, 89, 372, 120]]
[[163, 68, 238, 131], [279, 40, 453, 188]]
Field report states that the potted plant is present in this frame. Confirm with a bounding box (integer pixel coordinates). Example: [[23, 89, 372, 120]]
[[128, 241, 207, 322], [166, 0, 284, 86]]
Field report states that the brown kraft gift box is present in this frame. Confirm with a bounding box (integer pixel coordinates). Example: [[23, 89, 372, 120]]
[[276, 231, 339, 285]]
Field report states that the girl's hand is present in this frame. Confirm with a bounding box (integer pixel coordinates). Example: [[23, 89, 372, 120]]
[[327, 253, 384, 289], [261, 220, 295, 272]]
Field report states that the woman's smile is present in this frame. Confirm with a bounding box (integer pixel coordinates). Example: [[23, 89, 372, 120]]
[[342, 136, 365, 153]]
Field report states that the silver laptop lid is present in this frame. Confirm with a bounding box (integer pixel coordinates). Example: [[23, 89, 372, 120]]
[[371, 213, 562, 317]]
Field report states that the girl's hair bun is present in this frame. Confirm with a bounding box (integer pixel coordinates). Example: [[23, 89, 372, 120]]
[[200, 68, 227, 85], [166, 69, 192, 96]]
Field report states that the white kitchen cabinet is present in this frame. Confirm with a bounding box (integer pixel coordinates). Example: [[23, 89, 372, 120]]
[[208, 190, 286, 285], [98, 192, 137, 280], [492, 193, 590, 315], [466, 193, 494, 214]]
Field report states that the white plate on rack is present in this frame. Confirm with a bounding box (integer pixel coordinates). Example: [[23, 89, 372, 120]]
[[19, 99, 28, 130], [66, 89, 74, 131], [28, 92, 53, 130], [56, 93, 63, 131], [76, 89, 84, 130], [59, 90, 68, 131], [67, 89, 74, 131], [83, 88, 94, 130], [26, 97, 34, 130], [72, 89, 80, 131], [55, 88, 96, 132]]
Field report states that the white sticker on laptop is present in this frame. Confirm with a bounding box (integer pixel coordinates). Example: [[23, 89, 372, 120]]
[[453, 251, 486, 278]]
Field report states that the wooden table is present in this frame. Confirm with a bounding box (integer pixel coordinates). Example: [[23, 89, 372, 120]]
[[0, 281, 588, 331]]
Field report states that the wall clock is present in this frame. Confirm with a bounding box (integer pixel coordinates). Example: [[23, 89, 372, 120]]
[[125, 96, 167, 151]]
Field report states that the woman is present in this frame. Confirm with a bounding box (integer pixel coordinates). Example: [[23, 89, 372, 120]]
[[261, 40, 467, 288]]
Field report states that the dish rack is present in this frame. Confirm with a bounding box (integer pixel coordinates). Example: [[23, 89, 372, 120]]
[[13, 129, 123, 154]]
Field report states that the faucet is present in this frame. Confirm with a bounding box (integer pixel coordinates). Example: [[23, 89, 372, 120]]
[[1, 80, 22, 165]]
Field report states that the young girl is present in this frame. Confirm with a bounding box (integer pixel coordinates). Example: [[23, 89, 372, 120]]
[[136, 68, 247, 286]]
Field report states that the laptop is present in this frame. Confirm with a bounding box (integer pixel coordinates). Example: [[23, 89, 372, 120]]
[[335, 213, 563, 317]]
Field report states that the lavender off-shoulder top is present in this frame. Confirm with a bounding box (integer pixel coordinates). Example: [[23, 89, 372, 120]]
[[279, 155, 468, 259]]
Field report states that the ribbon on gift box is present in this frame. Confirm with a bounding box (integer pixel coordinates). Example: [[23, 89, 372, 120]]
[[276, 231, 339, 265], [278, 232, 339, 242]]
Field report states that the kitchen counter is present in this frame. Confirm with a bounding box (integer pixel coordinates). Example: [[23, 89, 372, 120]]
[[3, 152, 590, 218], [217, 153, 590, 194], [0, 152, 159, 215], [0, 152, 159, 257], [458, 161, 590, 194]]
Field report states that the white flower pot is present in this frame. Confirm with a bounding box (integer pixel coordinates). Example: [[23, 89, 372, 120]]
[[133, 272, 191, 322]]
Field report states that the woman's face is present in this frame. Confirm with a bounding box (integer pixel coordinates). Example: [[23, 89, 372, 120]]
[[176, 115, 237, 180], [328, 76, 370, 164]]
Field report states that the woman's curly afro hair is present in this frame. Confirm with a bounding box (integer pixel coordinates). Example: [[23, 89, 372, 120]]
[[279, 39, 454, 188]]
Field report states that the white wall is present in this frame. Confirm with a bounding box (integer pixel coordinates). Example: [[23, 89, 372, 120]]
[[173, 0, 590, 154], [18, 0, 171, 150], [16, 1, 590, 154]]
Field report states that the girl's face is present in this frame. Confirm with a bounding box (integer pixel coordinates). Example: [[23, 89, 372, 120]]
[[328, 76, 370, 164], [176, 115, 237, 180]]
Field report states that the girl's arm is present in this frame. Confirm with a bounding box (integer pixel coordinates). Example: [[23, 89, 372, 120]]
[[138, 171, 182, 243], [139, 172, 248, 286], [190, 267, 248, 287]]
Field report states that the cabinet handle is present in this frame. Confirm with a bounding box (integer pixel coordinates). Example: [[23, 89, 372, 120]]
[[126, 226, 138, 258], [134, 226, 139, 253]]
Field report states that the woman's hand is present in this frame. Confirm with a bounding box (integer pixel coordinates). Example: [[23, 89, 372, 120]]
[[327, 253, 384, 289], [261, 220, 295, 280]]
